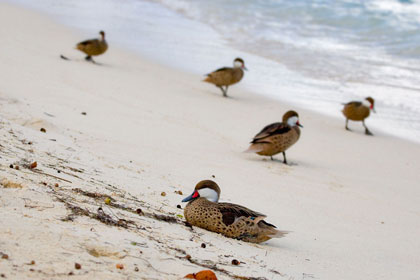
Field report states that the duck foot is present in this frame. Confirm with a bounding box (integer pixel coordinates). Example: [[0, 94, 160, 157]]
[[365, 129, 373, 136], [85, 56, 97, 64], [282, 152, 288, 165], [60, 54, 70, 61]]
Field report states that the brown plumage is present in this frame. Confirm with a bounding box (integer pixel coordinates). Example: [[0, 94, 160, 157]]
[[76, 31, 108, 62], [342, 96, 375, 135], [246, 110, 302, 164], [203, 58, 247, 97], [182, 180, 288, 243]]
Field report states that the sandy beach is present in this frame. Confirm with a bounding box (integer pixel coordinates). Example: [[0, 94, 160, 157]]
[[1, 2, 420, 279]]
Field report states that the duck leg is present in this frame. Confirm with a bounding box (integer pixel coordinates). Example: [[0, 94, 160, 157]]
[[363, 120, 373, 136], [345, 119, 351, 131], [270, 156, 274, 161], [282, 152, 288, 165], [223, 86, 229, 97]]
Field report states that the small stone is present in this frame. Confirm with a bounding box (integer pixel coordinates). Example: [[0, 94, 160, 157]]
[[57, 170, 61, 173], [1, 254, 9, 260], [54, 183, 59, 188], [74, 263, 81, 270], [28, 141, 33, 145], [201, 243, 206, 248], [136, 208, 143, 215], [81, 112, 87, 115], [116, 263, 124, 270], [174, 190, 183, 195], [231, 259, 240, 265], [30, 260, 35, 265], [0, 273, 5, 278], [134, 267, 139, 272], [68, 272, 74, 275], [212, 175, 215, 178], [185, 254, 191, 260], [161, 192, 166, 197], [15, 166, 20, 170], [30, 162, 37, 169], [9, 164, 13, 169], [29, 269, 34, 272], [104, 197, 111, 205], [40, 128, 46, 133], [177, 204, 182, 209]]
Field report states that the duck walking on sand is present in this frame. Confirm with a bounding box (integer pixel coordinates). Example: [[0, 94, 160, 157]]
[[246, 110, 303, 164], [203, 58, 247, 97], [76, 30, 108, 63], [182, 180, 288, 243], [342, 97, 375, 135]]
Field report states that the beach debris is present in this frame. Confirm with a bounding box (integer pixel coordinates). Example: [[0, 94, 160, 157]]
[[15, 165, 20, 170], [74, 263, 81, 270], [175, 190, 183, 195], [161, 192, 166, 197], [30, 260, 35, 265], [81, 112, 87, 115], [1, 273, 5, 278], [184, 270, 217, 280], [136, 208, 143, 215], [40, 128, 46, 133], [9, 164, 13, 168], [68, 272, 74, 276], [60, 54, 69, 60], [116, 263, 124, 270], [153, 214, 177, 223], [177, 204, 182, 209], [1, 253, 9, 260], [29, 161, 37, 169], [201, 243, 206, 248], [54, 183, 59, 188], [104, 197, 111, 205], [1, 180, 23, 189], [231, 259, 240, 266], [134, 267, 139, 272]]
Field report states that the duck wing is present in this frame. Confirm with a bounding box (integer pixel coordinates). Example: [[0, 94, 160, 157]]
[[251, 122, 291, 144], [217, 202, 267, 226], [77, 38, 98, 47], [343, 101, 362, 107], [206, 67, 232, 76]]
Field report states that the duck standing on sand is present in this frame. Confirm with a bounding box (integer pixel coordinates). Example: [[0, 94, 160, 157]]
[[203, 58, 247, 97], [342, 97, 375, 135], [246, 110, 303, 164], [182, 180, 288, 243], [76, 30, 108, 63]]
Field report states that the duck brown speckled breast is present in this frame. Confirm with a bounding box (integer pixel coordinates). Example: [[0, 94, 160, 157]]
[[342, 101, 370, 121], [204, 67, 244, 87], [184, 198, 282, 243], [250, 122, 301, 157], [77, 38, 108, 56]]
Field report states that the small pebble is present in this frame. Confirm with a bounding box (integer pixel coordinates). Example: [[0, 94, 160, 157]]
[[116, 263, 124, 270], [1, 254, 9, 260], [104, 197, 111, 205], [30, 260, 35, 265], [161, 192, 166, 197], [0, 273, 5, 278], [231, 259, 240, 265], [81, 112, 87, 115], [57, 170, 61, 173], [54, 183, 59, 188], [74, 263, 81, 270], [29, 269, 34, 272], [201, 243, 206, 248], [68, 272, 74, 275], [40, 128, 46, 133], [30, 162, 37, 169], [134, 267, 139, 272], [185, 254, 191, 260], [15, 166, 20, 170], [177, 204, 182, 209], [28, 141, 33, 145], [136, 208, 143, 215], [174, 190, 183, 195], [9, 164, 13, 169], [212, 175, 215, 178]]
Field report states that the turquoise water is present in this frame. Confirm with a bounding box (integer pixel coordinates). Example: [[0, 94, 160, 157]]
[[7, 0, 420, 142]]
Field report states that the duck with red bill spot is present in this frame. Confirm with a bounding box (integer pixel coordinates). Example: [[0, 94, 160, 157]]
[[342, 96, 376, 135], [182, 180, 288, 243], [245, 110, 303, 164]]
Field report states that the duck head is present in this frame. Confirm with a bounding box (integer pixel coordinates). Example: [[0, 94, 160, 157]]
[[365, 97, 376, 113], [182, 180, 221, 203], [233, 58, 248, 71], [283, 110, 303, 128], [99, 30, 105, 40]]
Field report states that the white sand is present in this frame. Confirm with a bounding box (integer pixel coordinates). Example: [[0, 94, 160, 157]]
[[0, 3, 420, 279]]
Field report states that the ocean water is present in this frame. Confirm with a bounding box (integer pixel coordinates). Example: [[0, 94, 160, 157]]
[[7, 0, 420, 142]]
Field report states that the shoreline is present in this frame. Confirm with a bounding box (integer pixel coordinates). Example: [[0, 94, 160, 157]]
[[1, 2, 420, 280]]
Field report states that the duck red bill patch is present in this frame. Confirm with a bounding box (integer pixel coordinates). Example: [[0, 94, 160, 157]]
[[192, 191, 199, 198]]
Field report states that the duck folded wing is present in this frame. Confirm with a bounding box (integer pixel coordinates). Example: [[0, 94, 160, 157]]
[[218, 203, 266, 226], [251, 122, 291, 143], [344, 101, 362, 107], [209, 67, 230, 74], [77, 39, 97, 47]]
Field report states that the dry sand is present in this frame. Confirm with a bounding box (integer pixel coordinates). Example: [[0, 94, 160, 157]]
[[0, 2, 420, 279]]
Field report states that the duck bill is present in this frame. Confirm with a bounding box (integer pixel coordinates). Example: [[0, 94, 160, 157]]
[[243, 66, 248, 71], [372, 108, 376, 113], [297, 121, 303, 128], [182, 191, 199, 202]]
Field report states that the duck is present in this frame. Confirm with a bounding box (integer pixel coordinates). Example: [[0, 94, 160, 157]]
[[342, 97, 375, 135], [246, 110, 303, 164], [76, 30, 108, 62], [182, 180, 288, 243], [203, 58, 247, 97]]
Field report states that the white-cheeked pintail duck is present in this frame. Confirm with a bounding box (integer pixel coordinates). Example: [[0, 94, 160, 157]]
[[342, 97, 376, 135], [246, 110, 303, 164], [182, 180, 288, 243], [203, 58, 247, 97], [76, 30, 108, 63]]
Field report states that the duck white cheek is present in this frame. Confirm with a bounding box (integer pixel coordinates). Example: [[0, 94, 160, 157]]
[[197, 188, 219, 202], [287, 116, 298, 126], [234, 61, 243, 68]]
